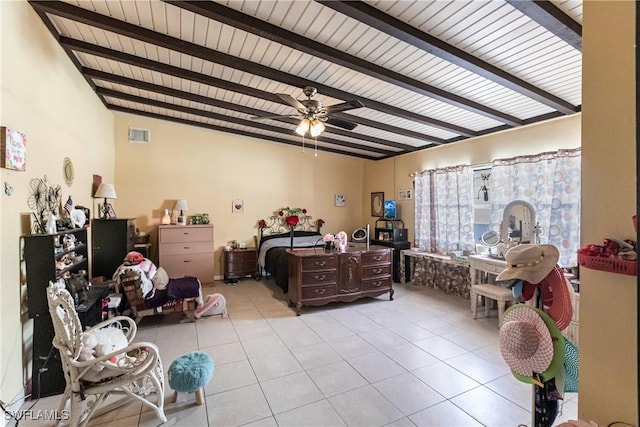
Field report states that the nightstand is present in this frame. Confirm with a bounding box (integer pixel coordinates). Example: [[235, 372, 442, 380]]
[[223, 248, 257, 283]]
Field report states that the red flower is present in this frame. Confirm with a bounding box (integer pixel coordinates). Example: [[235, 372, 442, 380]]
[[302, 208, 307, 214], [278, 211, 284, 216], [258, 219, 267, 229], [317, 219, 325, 228], [286, 215, 299, 227]]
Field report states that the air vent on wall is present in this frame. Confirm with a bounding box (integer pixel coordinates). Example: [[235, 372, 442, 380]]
[[128, 127, 150, 144]]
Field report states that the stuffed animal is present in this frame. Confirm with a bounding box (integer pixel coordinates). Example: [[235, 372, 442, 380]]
[[194, 293, 227, 319], [81, 327, 129, 365]]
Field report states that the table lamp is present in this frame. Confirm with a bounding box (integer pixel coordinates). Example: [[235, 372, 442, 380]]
[[175, 199, 189, 225], [94, 183, 117, 219]]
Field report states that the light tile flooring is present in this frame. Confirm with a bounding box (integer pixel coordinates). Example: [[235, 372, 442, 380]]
[[19, 280, 577, 426]]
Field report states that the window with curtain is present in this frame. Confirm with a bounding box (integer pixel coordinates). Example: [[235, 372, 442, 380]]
[[414, 148, 580, 266], [414, 165, 474, 254], [488, 148, 581, 266]]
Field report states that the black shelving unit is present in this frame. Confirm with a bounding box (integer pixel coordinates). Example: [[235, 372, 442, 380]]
[[91, 218, 135, 279], [372, 219, 410, 283], [23, 227, 88, 398]]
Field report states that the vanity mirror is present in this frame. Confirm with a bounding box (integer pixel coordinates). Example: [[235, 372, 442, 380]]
[[502, 200, 536, 243]]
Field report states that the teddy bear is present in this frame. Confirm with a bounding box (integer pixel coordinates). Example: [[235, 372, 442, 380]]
[[79, 326, 129, 369]]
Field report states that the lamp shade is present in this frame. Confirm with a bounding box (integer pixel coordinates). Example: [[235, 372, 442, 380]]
[[94, 183, 117, 199], [310, 119, 325, 137], [295, 118, 310, 136], [175, 199, 189, 212]]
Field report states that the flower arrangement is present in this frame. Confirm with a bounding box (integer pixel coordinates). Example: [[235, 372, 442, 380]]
[[322, 233, 335, 243], [279, 206, 306, 227], [322, 231, 348, 252]]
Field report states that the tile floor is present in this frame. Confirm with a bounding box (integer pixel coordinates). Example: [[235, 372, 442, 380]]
[[18, 280, 577, 427]]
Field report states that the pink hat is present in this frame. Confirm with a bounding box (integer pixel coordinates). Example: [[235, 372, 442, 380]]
[[123, 251, 144, 265], [499, 305, 554, 377]]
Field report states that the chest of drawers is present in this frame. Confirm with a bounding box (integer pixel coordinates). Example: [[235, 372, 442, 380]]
[[288, 246, 393, 315], [224, 248, 257, 281], [158, 225, 214, 284]]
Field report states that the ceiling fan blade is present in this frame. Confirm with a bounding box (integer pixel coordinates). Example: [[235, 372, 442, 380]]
[[326, 116, 358, 130], [252, 114, 299, 120], [326, 99, 365, 114], [277, 93, 307, 112]]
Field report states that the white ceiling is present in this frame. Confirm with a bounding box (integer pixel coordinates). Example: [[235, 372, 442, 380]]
[[30, 0, 582, 159]]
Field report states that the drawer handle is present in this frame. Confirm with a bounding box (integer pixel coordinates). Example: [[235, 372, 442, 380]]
[[183, 246, 190, 249], [314, 274, 326, 281], [314, 289, 326, 296], [313, 261, 327, 267], [183, 260, 192, 263], [339, 287, 359, 294], [373, 255, 382, 261], [372, 268, 383, 274], [371, 281, 382, 287]]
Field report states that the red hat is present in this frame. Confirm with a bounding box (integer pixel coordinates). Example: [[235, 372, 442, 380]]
[[123, 251, 144, 265]]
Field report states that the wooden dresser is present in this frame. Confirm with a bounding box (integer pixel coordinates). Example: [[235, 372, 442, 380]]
[[158, 224, 214, 284], [287, 245, 393, 315]]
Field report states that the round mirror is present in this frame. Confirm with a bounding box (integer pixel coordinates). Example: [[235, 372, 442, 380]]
[[502, 200, 536, 243], [480, 230, 500, 247]]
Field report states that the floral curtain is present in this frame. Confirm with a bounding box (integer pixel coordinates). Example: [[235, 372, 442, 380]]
[[414, 165, 474, 254], [489, 148, 581, 266]]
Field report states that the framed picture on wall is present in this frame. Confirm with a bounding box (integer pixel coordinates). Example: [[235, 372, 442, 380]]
[[334, 194, 346, 207], [371, 192, 384, 217]]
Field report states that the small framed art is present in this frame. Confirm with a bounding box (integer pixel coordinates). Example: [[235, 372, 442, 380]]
[[371, 192, 384, 217], [232, 199, 244, 213], [1, 126, 27, 171], [334, 194, 346, 207]]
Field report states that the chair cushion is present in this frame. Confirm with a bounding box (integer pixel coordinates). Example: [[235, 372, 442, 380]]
[[168, 351, 214, 392]]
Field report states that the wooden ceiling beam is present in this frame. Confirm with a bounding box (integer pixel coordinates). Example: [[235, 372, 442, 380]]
[[60, 36, 446, 146], [506, 0, 582, 51], [96, 87, 402, 156], [318, 0, 578, 115], [84, 68, 418, 152], [30, 0, 477, 137]]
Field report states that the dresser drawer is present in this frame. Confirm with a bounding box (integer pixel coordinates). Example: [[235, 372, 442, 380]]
[[301, 270, 338, 286], [159, 226, 213, 243], [483, 263, 504, 275], [160, 242, 212, 256], [362, 251, 391, 265], [301, 256, 337, 271], [362, 277, 392, 291], [301, 284, 337, 300], [160, 253, 214, 283], [362, 263, 391, 278]]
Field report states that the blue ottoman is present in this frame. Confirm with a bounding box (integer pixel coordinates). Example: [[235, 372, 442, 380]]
[[168, 351, 214, 405]]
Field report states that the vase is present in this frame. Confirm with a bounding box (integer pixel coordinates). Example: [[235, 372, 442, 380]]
[[324, 242, 334, 252]]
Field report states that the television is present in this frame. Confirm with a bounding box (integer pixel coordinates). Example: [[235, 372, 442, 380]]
[[383, 200, 397, 219]]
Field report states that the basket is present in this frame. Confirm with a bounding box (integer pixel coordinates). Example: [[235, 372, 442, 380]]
[[577, 253, 637, 276]]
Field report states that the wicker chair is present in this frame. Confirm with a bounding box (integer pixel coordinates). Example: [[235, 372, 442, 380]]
[[46, 282, 166, 427], [119, 270, 199, 324]]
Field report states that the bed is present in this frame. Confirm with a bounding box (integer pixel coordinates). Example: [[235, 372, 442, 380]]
[[257, 208, 324, 292]]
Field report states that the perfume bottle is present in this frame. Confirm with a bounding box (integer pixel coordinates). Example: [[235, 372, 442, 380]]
[[161, 209, 171, 225]]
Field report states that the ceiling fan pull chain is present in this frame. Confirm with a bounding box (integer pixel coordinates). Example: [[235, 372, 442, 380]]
[[302, 134, 305, 153], [314, 136, 318, 157]]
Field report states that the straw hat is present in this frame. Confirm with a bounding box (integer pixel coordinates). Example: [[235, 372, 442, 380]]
[[497, 244, 559, 284], [500, 305, 565, 384]]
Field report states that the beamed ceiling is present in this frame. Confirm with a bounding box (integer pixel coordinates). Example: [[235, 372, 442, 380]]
[[29, 0, 583, 160]]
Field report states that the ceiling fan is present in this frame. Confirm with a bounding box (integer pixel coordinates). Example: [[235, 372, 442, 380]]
[[253, 86, 365, 136]]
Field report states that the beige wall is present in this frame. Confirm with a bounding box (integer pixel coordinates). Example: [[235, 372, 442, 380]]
[[363, 115, 581, 238], [0, 1, 114, 406], [113, 113, 364, 276], [580, 1, 637, 423]]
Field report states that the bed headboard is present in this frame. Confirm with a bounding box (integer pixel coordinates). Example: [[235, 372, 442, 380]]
[[257, 207, 324, 241]]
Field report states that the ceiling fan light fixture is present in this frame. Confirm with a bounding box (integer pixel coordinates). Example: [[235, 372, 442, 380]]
[[310, 119, 325, 137], [295, 118, 310, 136]]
